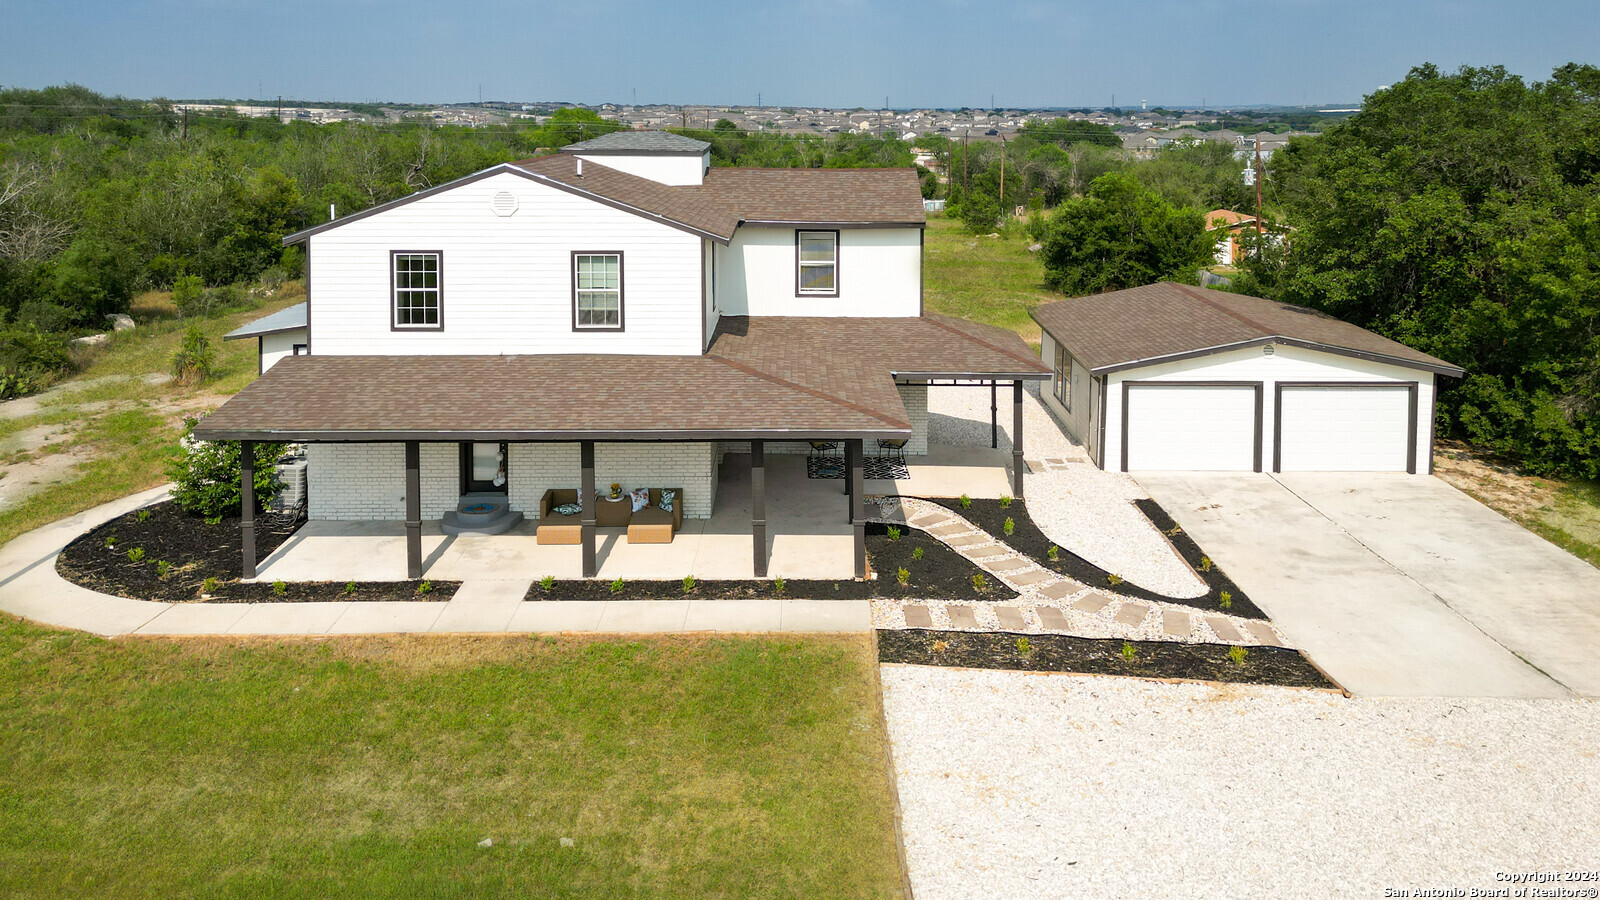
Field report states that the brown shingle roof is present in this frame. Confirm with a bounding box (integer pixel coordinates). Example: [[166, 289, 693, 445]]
[[193, 317, 1049, 442], [1030, 282, 1463, 376], [512, 155, 741, 240], [697, 168, 926, 224]]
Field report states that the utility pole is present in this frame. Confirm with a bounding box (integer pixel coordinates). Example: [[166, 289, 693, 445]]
[[1254, 138, 1264, 235], [276, 95, 282, 123], [181, 107, 188, 140], [998, 134, 1006, 216], [962, 130, 969, 192]]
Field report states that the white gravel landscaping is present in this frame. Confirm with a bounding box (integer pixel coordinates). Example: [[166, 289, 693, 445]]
[[927, 381, 1207, 598], [881, 665, 1600, 900]]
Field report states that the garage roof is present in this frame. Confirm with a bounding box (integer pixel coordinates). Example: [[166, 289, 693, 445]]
[[1030, 282, 1465, 377]]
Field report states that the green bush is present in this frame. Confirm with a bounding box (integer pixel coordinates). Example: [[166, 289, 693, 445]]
[[171, 324, 216, 383], [15, 300, 78, 333], [170, 275, 205, 317], [956, 194, 1001, 234], [0, 327, 72, 398], [167, 416, 286, 519]]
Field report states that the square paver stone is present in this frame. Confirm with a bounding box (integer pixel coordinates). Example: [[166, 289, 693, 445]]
[[1010, 570, 1052, 586], [1206, 617, 1244, 643], [965, 543, 1007, 557], [988, 558, 1031, 572], [1245, 620, 1287, 647], [1036, 581, 1075, 601], [909, 514, 949, 529], [928, 522, 970, 537], [1113, 602, 1150, 627], [903, 605, 934, 628], [994, 606, 1027, 630], [1035, 606, 1069, 630], [1072, 593, 1113, 613], [1161, 609, 1191, 638], [946, 605, 979, 628]]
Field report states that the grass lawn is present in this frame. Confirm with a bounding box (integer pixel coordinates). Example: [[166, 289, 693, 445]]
[[921, 215, 1063, 346], [0, 618, 903, 899]]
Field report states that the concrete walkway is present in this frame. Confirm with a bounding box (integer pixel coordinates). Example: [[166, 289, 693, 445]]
[[0, 487, 870, 637]]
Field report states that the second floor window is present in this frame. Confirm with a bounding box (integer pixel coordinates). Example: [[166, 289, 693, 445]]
[[573, 253, 623, 330], [796, 231, 838, 296], [393, 252, 441, 329]]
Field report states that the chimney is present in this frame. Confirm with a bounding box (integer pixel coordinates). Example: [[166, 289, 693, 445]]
[[576, 158, 584, 177]]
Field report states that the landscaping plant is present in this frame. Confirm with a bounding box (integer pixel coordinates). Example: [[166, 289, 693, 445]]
[[911, 546, 924, 560], [1047, 544, 1059, 561], [999, 495, 1012, 509], [417, 581, 434, 595], [1002, 516, 1015, 537], [1218, 590, 1233, 609], [1228, 645, 1249, 666], [895, 567, 909, 586], [272, 580, 286, 595], [168, 416, 286, 520], [681, 575, 696, 594], [609, 578, 624, 594], [1121, 641, 1137, 661], [886, 525, 901, 542], [958, 494, 972, 509], [773, 577, 786, 596], [343, 581, 357, 596], [540, 575, 555, 590], [1200, 555, 1213, 572], [1015, 637, 1032, 655], [126, 547, 144, 564], [972, 573, 987, 591]]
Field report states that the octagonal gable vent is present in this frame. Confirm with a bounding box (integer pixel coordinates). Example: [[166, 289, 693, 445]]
[[490, 190, 518, 217]]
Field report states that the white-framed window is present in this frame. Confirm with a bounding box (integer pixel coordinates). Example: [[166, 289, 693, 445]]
[[1055, 342, 1072, 411], [573, 252, 623, 330], [392, 252, 441, 329], [796, 230, 838, 296]]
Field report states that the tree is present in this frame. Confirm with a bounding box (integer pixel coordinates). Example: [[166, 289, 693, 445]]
[[1035, 173, 1216, 295], [1019, 117, 1120, 148], [1264, 62, 1600, 476], [49, 236, 133, 323], [956, 193, 1000, 234]]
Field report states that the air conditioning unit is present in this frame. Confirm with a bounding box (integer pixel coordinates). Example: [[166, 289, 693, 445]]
[[272, 447, 308, 513]]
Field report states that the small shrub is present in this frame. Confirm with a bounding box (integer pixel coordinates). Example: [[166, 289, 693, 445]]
[[773, 577, 786, 595], [1047, 544, 1059, 561], [911, 546, 925, 560], [1200, 555, 1213, 572], [958, 494, 972, 509], [540, 575, 555, 590], [155, 560, 172, 579], [170, 274, 205, 317], [972, 573, 987, 591], [136, 509, 151, 523], [126, 547, 145, 563], [1107, 573, 1124, 586], [1016, 637, 1032, 655], [895, 567, 909, 586], [1121, 641, 1137, 661], [168, 416, 287, 520], [609, 577, 624, 594], [682, 575, 696, 594], [272, 580, 286, 595], [200, 576, 219, 595], [886, 525, 901, 542], [103, 534, 118, 549], [417, 580, 434, 595], [1002, 517, 1015, 537], [1228, 645, 1249, 666], [1218, 590, 1233, 609], [931, 639, 948, 652], [1165, 525, 1183, 536], [343, 580, 357, 596], [999, 495, 1013, 509], [171, 324, 216, 384]]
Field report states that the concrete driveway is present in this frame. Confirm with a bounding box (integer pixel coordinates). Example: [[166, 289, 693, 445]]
[[1136, 472, 1600, 698]]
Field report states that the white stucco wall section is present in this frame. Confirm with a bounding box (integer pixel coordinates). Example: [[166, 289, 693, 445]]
[[1101, 344, 1436, 474], [307, 170, 703, 356], [713, 225, 921, 317], [259, 328, 306, 372], [571, 152, 707, 186]]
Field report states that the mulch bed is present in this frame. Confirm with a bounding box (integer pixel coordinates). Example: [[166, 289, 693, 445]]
[[928, 497, 1265, 619], [57, 501, 458, 604], [526, 523, 1011, 601], [878, 629, 1334, 688]]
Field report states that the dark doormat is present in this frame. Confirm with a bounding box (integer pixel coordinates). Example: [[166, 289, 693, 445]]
[[806, 456, 909, 480]]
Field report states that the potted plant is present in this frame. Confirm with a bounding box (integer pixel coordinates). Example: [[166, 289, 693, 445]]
[[609, 482, 622, 500]]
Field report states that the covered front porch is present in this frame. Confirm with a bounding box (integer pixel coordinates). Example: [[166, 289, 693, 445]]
[[246, 445, 1015, 582]]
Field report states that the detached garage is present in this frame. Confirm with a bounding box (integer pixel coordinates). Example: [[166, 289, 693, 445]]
[[1030, 282, 1464, 474]]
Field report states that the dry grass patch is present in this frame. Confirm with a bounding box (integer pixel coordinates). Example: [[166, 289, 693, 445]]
[[1434, 440, 1600, 568], [0, 620, 902, 899]]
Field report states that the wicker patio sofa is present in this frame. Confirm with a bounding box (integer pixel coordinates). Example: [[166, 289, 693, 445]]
[[537, 487, 684, 545], [626, 488, 683, 544]]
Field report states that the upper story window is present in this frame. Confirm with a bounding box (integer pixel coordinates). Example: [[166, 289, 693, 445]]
[[796, 230, 839, 297], [573, 252, 624, 330], [1054, 342, 1072, 411], [392, 252, 441, 329]]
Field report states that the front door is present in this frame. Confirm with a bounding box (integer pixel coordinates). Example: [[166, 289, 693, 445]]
[[461, 442, 508, 494]]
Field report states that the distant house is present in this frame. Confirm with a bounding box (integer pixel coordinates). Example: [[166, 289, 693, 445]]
[[1205, 210, 1259, 266]]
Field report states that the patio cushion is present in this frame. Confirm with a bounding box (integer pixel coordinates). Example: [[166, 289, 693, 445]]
[[629, 487, 650, 512], [553, 502, 581, 516]]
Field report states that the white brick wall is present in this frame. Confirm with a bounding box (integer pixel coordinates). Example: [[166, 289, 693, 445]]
[[899, 382, 929, 456], [309, 441, 721, 522]]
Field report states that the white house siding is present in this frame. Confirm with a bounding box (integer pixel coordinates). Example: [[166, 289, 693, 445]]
[[701, 237, 718, 349], [259, 328, 307, 372], [1038, 331, 1092, 448], [307, 171, 704, 356], [309, 441, 718, 521], [506, 442, 718, 519], [713, 225, 922, 317], [573, 152, 707, 186], [1100, 344, 1436, 474]]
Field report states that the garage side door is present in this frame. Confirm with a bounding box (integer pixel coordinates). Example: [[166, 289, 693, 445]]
[[1277, 384, 1413, 472], [1124, 383, 1258, 471]]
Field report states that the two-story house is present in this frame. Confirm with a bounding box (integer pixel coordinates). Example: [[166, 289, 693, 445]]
[[197, 131, 1050, 581]]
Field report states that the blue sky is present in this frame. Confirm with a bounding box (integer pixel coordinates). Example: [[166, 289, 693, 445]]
[[2, 0, 1596, 108]]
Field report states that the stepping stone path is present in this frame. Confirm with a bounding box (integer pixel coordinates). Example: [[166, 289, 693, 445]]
[[1162, 610, 1191, 638], [989, 558, 1031, 572], [1207, 617, 1244, 643], [1114, 603, 1150, 627], [994, 607, 1026, 630], [1072, 593, 1113, 614], [947, 606, 979, 628], [1244, 621, 1286, 647], [904, 605, 933, 628], [1035, 607, 1069, 630]]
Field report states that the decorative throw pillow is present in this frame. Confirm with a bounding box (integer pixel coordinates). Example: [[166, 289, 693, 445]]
[[629, 488, 650, 513], [659, 489, 676, 513], [553, 502, 581, 516]]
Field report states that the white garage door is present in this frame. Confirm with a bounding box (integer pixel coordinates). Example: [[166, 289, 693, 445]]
[[1124, 383, 1258, 471], [1278, 384, 1413, 472]]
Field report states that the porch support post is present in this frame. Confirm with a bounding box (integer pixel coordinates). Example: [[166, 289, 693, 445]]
[[1012, 380, 1025, 498], [990, 381, 998, 449], [849, 439, 866, 579], [240, 440, 256, 579], [750, 440, 767, 578], [580, 440, 597, 578], [404, 441, 422, 579]]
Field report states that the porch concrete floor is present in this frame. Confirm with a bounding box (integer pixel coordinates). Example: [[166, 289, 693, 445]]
[[255, 453, 874, 582], [865, 444, 1015, 499]]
